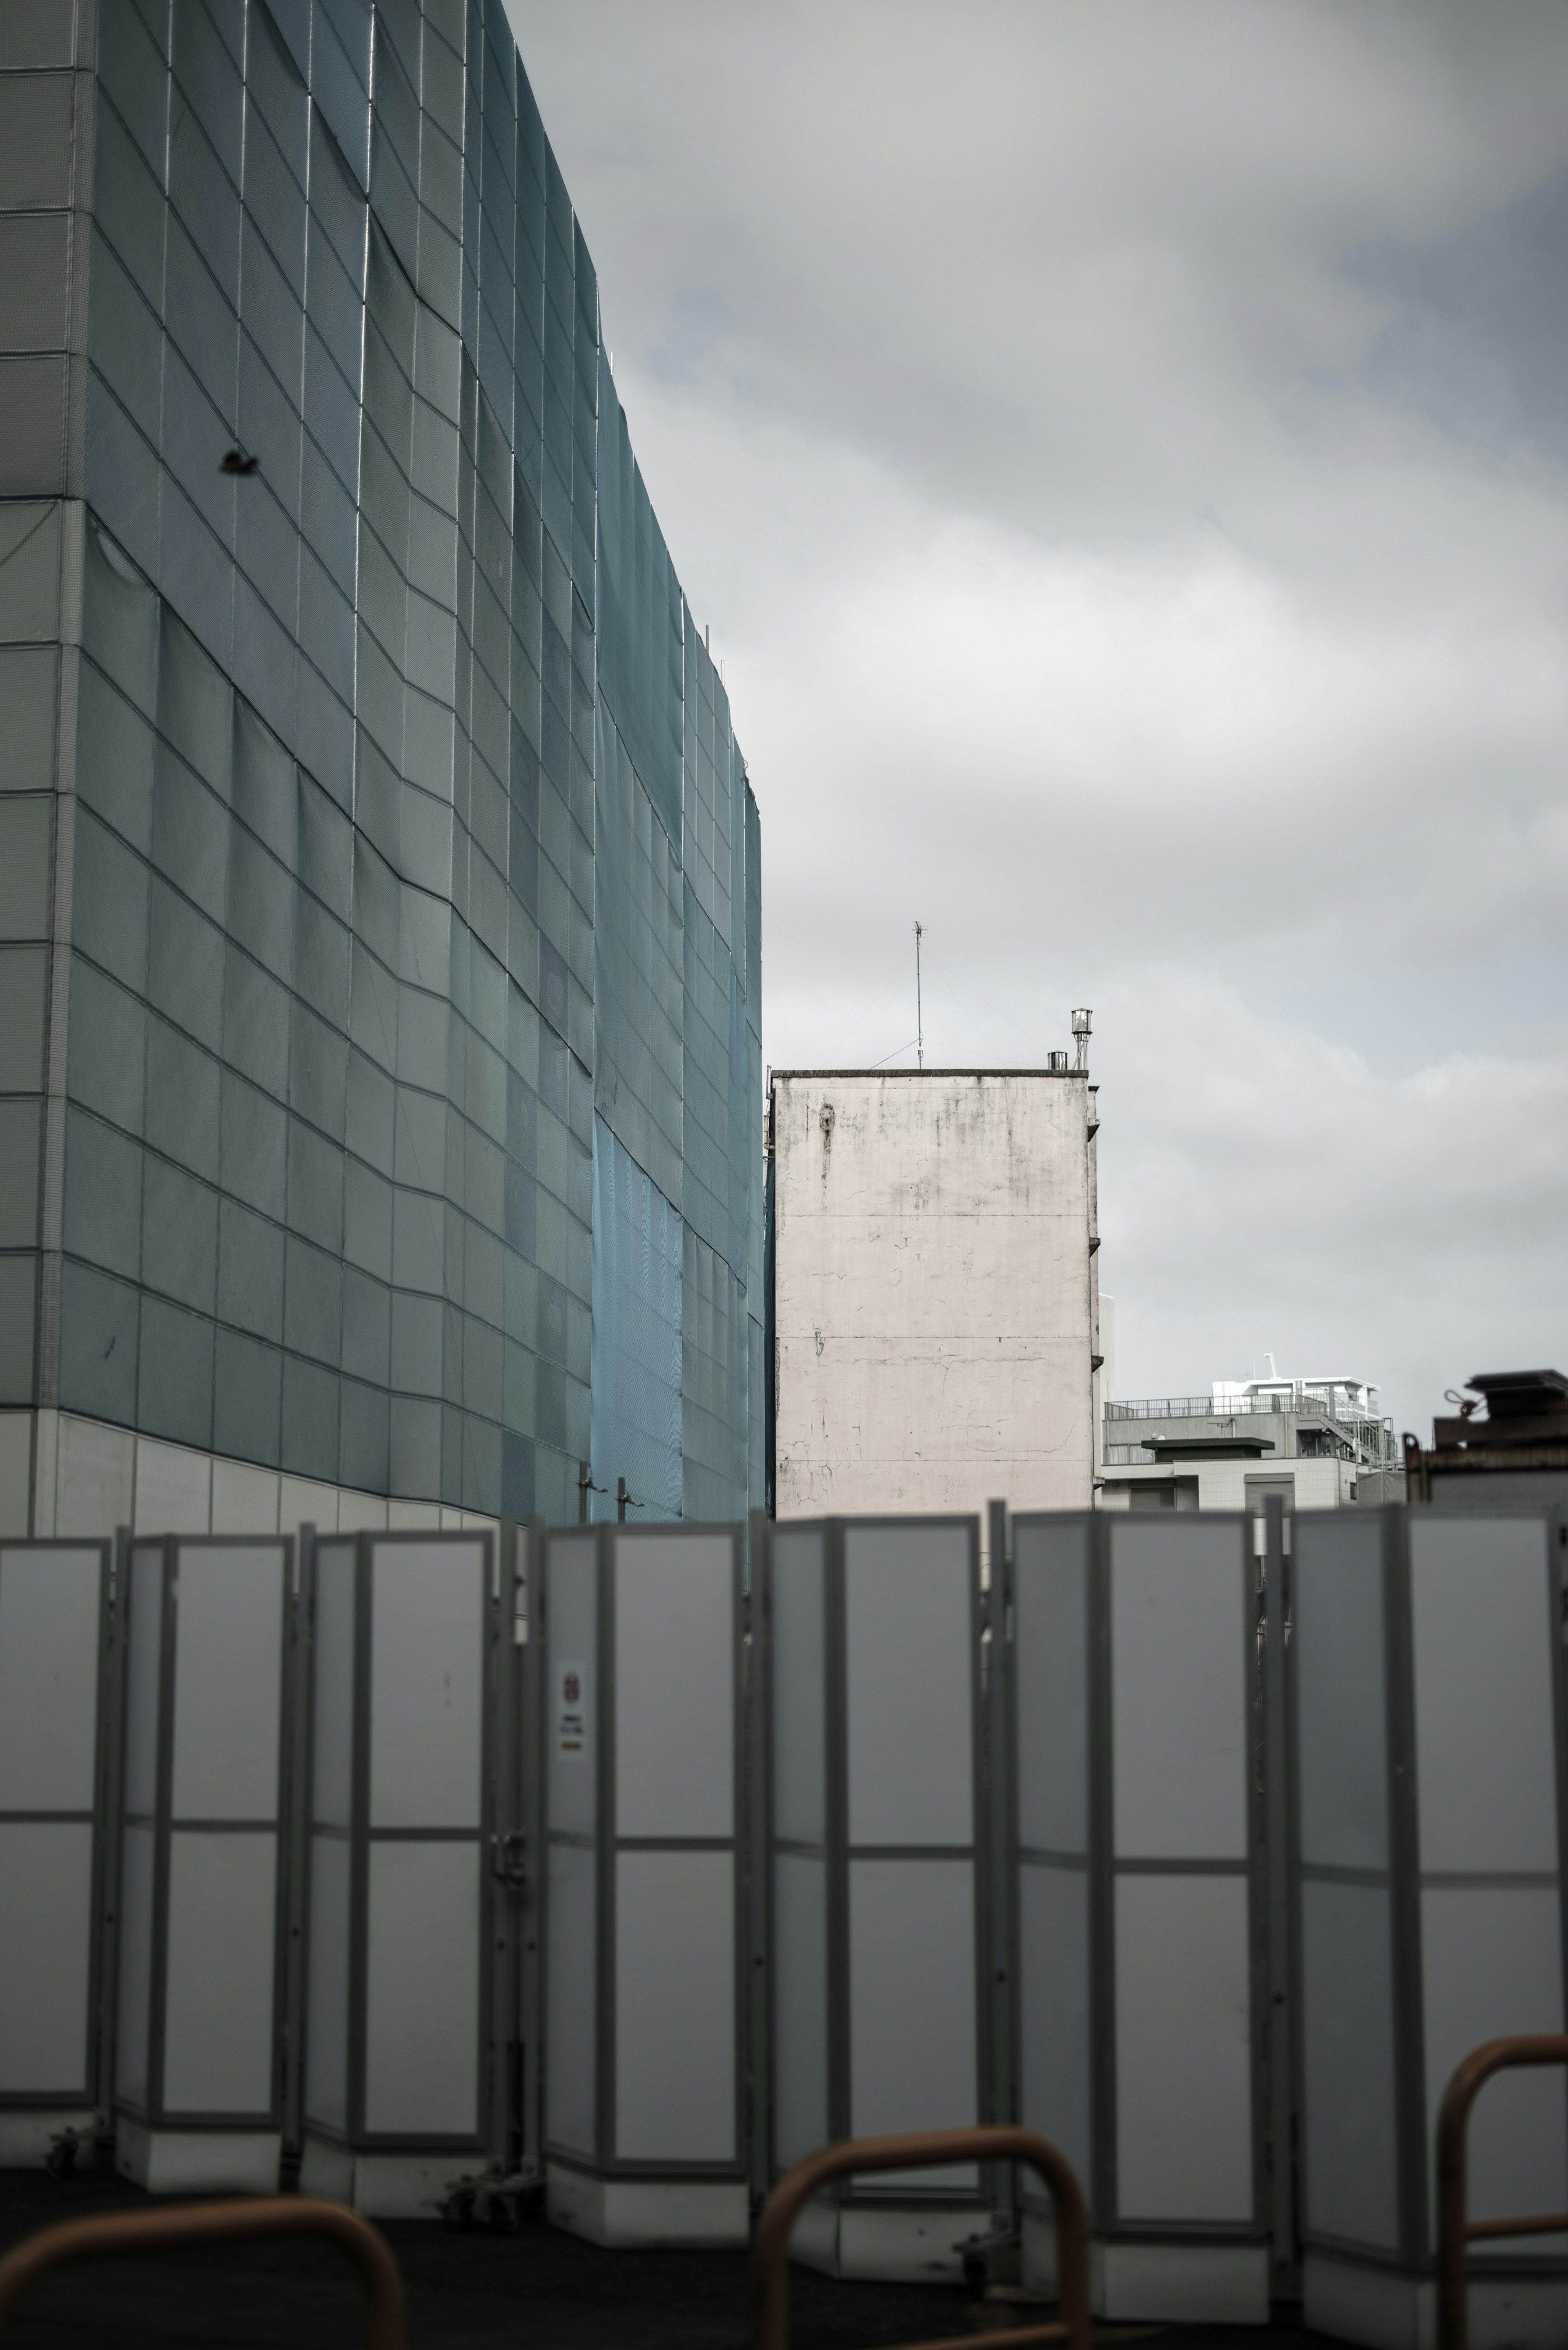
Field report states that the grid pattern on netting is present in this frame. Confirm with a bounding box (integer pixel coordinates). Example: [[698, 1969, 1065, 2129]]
[[0, 0, 762, 1521]]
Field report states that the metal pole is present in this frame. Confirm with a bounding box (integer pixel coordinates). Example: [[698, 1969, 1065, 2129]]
[[616, 1478, 627, 1525], [986, 1500, 1015, 2234], [915, 921, 923, 1069], [282, 1525, 314, 2174], [1262, 1495, 1296, 2294], [520, 1519, 547, 2182], [747, 1512, 771, 2203], [95, 1528, 130, 2148]]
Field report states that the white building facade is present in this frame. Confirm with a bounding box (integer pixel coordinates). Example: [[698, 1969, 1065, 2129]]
[[769, 1069, 1100, 1529]]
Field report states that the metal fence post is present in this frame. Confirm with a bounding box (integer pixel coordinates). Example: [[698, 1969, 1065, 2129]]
[[1262, 1495, 1296, 2292]]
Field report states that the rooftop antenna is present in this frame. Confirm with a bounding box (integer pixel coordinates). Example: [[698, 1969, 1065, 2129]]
[[915, 922, 924, 1069], [1071, 1006, 1092, 1071]]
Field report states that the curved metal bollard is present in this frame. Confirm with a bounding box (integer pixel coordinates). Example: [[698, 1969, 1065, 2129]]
[[752, 2125, 1090, 2350], [0, 2195, 405, 2349], [1437, 2033, 1568, 2350]]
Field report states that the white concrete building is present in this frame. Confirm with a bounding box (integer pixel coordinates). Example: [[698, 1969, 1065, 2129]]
[[1098, 1368, 1401, 1513], [768, 1067, 1100, 1532]]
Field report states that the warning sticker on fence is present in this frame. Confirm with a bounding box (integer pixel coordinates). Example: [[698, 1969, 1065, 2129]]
[[556, 1661, 588, 1761]]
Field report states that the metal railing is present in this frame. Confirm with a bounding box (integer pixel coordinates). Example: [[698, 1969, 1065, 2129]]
[[0, 2197, 405, 2350], [1104, 1391, 1397, 1467], [751, 2126, 1090, 2350], [1437, 2033, 1568, 2350], [1107, 1394, 1271, 1420]]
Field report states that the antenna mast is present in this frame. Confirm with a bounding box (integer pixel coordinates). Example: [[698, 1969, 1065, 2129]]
[[915, 921, 924, 1069]]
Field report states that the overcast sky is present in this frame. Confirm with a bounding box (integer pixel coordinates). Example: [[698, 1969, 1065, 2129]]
[[506, 0, 1568, 1435]]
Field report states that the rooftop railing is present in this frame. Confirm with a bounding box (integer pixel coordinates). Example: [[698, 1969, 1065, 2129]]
[[1103, 1393, 1399, 1467]]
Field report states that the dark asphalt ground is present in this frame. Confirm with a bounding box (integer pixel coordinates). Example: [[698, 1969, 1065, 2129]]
[[0, 2166, 1318, 2350]]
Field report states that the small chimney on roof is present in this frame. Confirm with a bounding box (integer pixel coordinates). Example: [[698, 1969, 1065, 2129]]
[[1071, 1008, 1092, 1072]]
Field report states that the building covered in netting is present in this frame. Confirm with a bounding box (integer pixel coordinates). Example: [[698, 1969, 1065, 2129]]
[[0, 0, 762, 1535]]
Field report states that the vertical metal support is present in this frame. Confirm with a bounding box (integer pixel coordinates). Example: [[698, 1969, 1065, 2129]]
[[1262, 1496, 1296, 2291], [95, 1527, 130, 2136], [489, 1523, 517, 2176], [748, 1511, 772, 2205], [1087, 1512, 1116, 2232], [824, 1522, 850, 2152], [518, 1518, 546, 2182], [593, 1526, 615, 2174], [282, 1522, 316, 2172], [1385, 1512, 1430, 2272], [986, 1498, 1015, 2232]]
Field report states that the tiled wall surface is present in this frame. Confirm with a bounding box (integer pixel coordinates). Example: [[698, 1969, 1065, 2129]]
[[0, 1401, 500, 1536], [0, 0, 762, 1532]]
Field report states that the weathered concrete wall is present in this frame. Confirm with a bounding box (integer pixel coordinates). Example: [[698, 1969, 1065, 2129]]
[[771, 1072, 1094, 1524]]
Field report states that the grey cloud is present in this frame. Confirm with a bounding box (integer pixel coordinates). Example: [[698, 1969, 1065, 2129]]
[[508, 0, 1568, 1419]]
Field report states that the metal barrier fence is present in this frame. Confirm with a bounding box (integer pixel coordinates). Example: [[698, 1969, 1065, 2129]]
[[754, 1515, 990, 2281], [1006, 1511, 1268, 2322], [540, 1520, 747, 2248], [1289, 1509, 1568, 2350], [114, 1535, 294, 2195], [297, 1529, 497, 2218], [0, 1537, 114, 2169], [0, 1499, 1562, 2341]]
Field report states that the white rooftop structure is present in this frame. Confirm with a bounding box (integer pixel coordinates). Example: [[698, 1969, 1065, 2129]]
[[1212, 1364, 1379, 1420]]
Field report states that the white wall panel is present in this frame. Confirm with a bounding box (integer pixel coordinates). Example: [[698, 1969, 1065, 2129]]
[[1421, 1885, 1567, 2232], [846, 1524, 972, 1848], [0, 1822, 92, 2091], [162, 1830, 278, 2114], [547, 1536, 597, 1836], [1410, 1518, 1556, 1875], [1293, 1518, 1388, 1872], [364, 1840, 480, 2136], [849, 1857, 977, 2146], [1018, 1861, 1091, 2186], [1299, 1878, 1400, 2252], [546, 1840, 596, 2155], [116, 1821, 155, 2104], [305, 1834, 350, 2132], [615, 1848, 735, 2161], [311, 1543, 356, 1832], [369, 1542, 484, 1830], [770, 1530, 826, 1846], [0, 1547, 99, 1810], [1114, 1873, 1253, 2223], [1013, 1519, 1089, 1856], [122, 1547, 163, 1819], [170, 1547, 283, 1822], [1111, 1522, 1247, 1863], [773, 1852, 829, 2168], [615, 1534, 733, 1841]]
